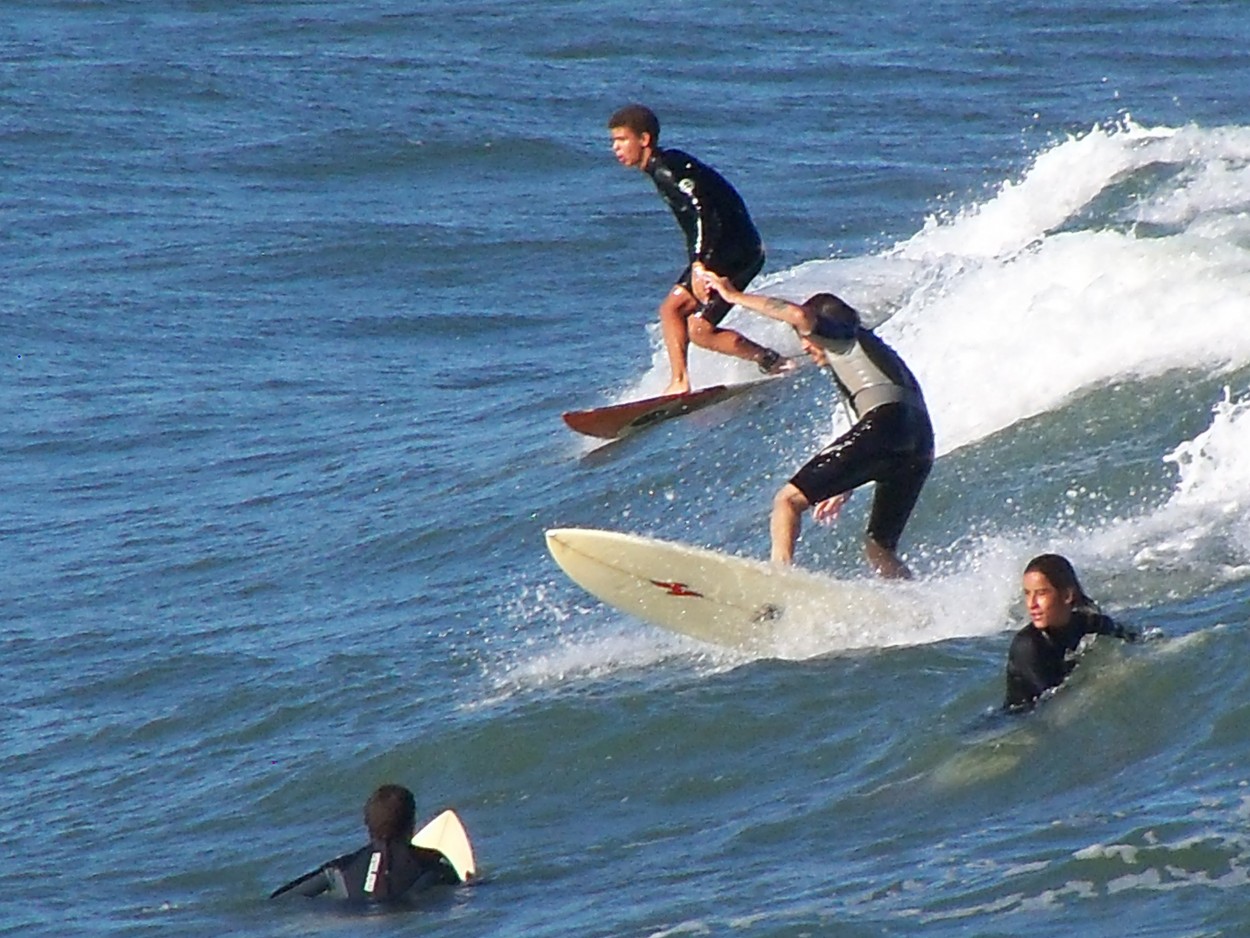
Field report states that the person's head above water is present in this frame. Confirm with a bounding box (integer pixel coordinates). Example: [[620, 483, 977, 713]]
[[364, 784, 416, 845], [1022, 553, 1095, 630]]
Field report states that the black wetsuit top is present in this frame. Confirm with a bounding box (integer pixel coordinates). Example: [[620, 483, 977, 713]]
[[1003, 610, 1137, 711], [644, 147, 762, 273], [273, 840, 458, 902]]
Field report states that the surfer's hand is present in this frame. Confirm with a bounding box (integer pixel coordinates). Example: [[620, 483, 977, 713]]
[[811, 493, 849, 525], [698, 267, 733, 300], [801, 337, 828, 368]]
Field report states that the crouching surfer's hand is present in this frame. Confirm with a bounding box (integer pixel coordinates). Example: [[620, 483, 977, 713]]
[[811, 492, 850, 525]]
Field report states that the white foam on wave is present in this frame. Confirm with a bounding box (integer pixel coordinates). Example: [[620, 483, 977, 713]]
[[1086, 389, 1250, 576], [635, 120, 1250, 456], [903, 227, 1250, 454], [473, 580, 742, 703], [897, 119, 1250, 256], [759, 536, 1029, 658], [883, 119, 1250, 455]]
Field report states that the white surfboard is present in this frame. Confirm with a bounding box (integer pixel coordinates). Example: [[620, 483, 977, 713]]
[[545, 527, 917, 657], [413, 809, 476, 882]]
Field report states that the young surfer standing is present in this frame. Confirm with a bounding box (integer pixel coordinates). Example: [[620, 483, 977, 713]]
[[608, 104, 785, 395], [701, 272, 933, 579]]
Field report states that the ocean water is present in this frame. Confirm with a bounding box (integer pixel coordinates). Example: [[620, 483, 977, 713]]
[[5, 0, 1250, 935]]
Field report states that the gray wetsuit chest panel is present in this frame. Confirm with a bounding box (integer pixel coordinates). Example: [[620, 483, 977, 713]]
[[812, 325, 924, 419]]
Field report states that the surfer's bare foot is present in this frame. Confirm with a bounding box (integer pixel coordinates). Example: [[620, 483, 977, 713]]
[[663, 379, 690, 396]]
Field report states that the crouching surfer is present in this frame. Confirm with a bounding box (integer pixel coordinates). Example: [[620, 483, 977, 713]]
[[269, 784, 463, 902], [700, 270, 933, 578], [1004, 554, 1140, 711]]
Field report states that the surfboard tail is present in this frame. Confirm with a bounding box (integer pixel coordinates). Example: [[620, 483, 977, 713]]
[[412, 809, 476, 882]]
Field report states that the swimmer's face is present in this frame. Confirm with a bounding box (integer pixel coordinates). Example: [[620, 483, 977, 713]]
[[610, 126, 651, 169], [1022, 571, 1075, 630]]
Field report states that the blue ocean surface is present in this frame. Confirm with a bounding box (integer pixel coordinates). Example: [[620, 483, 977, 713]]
[[5, 1, 1250, 935]]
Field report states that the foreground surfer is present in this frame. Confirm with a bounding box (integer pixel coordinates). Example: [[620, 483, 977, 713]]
[[608, 104, 784, 395], [701, 272, 933, 578], [1004, 554, 1139, 711], [269, 784, 460, 902]]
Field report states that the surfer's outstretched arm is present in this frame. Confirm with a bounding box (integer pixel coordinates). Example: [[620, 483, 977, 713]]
[[700, 268, 816, 333]]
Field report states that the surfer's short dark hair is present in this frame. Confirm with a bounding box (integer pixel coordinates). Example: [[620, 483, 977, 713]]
[[801, 293, 861, 329], [608, 104, 660, 142], [364, 784, 416, 843], [1024, 554, 1095, 610]]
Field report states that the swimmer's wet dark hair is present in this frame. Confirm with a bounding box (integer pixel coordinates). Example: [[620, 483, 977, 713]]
[[1024, 554, 1097, 611], [608, 104, 660, 142], [358, 784, 417, 900], [364, 784, 416, 843]]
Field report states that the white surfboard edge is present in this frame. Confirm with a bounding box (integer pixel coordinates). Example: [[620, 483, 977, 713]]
[[413, 808, 476, 882], [545, 527, 912, 658]]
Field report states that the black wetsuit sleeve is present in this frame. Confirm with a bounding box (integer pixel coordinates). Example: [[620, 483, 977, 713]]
[[693, 185, 722, 265], [269, 846, 363, 900], [1089, 612, 1138, 642], [269, 865, 332, 899], [650, 151, 709, 261]]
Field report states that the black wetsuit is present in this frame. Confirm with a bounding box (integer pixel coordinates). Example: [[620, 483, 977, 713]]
[[790, 311, 934, 551], [1003, 609, 1137, 711], [272, 840, 458, 902], [644, 147, 764, 324]]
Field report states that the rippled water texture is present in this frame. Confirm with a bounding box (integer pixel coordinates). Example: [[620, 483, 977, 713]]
[[4, 1, 1250, 935]]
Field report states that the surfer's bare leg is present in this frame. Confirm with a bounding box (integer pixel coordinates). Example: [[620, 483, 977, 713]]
[[659, 286, 700, 395], [688, 314, 775, 365], [865, 537, 912, 580], [770, 483, 811, 565]]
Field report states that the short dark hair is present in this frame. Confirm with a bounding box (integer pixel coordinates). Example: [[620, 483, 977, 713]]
[[1024, 554, 1095, 609], [608, 104, 660, 142], [364, 784, 416, 843], [801, 293, 861, 329]]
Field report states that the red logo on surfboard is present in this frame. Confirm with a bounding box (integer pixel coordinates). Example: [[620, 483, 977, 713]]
[[650, 579, 704, 598]]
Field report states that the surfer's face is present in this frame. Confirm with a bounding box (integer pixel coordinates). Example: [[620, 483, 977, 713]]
[[610, 126, 651, 169], [1022, 571, 1074, 630]]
